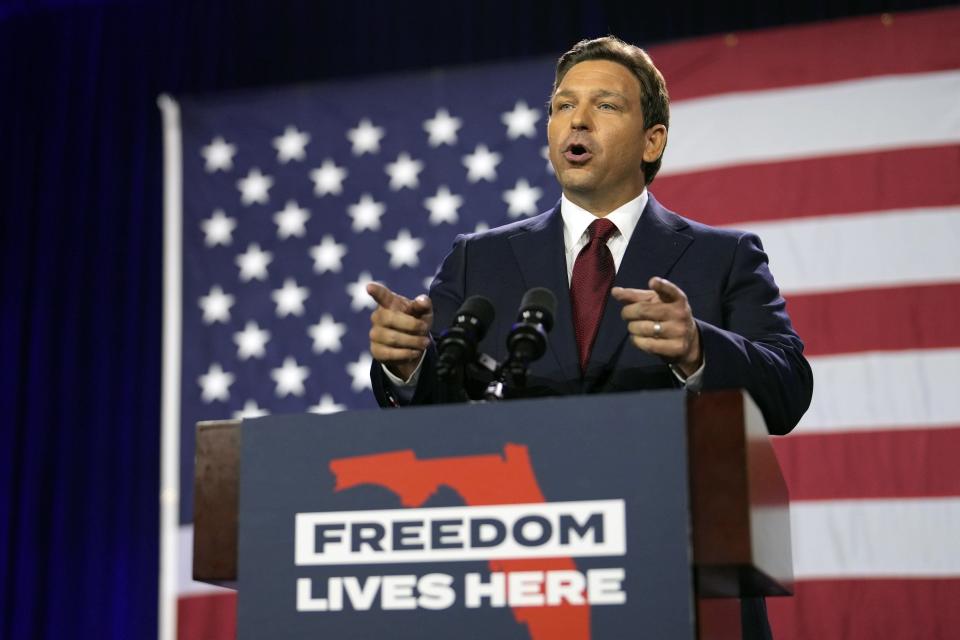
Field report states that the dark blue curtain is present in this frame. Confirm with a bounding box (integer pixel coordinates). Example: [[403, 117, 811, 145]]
[[0, 1, 947, 638]]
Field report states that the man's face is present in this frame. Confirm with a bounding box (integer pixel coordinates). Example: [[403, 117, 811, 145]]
[[547, 59, 664, 213]]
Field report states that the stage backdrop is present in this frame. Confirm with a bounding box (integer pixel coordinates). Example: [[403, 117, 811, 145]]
[[162, 8, 960, 640]]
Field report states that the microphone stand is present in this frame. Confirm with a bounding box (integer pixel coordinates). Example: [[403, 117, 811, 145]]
[[481, 335, 543, 402]]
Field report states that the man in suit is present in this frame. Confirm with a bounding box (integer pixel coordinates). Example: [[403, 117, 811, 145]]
[[367, 36, 813, 638]]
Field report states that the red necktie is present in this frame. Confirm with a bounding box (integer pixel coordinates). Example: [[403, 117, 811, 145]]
[[570, 218, 617, 373]]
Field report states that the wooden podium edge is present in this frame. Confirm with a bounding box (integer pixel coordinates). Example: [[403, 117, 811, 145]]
[[192, 419, 241, 587], [688, 391, 794, 598]]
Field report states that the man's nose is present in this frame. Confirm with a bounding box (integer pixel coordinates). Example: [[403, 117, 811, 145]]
[[571, 105, 592, 130]]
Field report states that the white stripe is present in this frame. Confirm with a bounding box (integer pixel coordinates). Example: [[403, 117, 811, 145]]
[[733, 206, 960, 295], [177, 524, 235, 596], [662, 70, 960, 176], [158, 94, 184, 640], [798, 349, 960, 433], [792, 497, 960, 579]]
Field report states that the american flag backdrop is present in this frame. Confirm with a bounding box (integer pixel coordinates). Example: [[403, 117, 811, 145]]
[[161, 8, 960, 639]]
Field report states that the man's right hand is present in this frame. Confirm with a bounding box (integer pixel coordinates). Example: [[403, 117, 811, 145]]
[[367, 282, 434, 381]]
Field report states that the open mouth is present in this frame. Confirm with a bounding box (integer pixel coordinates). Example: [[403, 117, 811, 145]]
[[563, 143, 593, 164]]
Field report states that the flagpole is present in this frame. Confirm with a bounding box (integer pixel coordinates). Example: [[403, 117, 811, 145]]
[[157, 93, 183, 640]]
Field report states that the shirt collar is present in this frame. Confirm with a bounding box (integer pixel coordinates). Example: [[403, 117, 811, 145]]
[[560, 188, 648, 249]]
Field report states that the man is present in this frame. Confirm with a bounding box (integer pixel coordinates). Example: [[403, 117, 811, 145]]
[[367, 36, 813, 638]]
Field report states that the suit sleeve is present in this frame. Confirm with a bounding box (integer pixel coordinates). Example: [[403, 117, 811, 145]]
[[697, 232, 814, 435], [370, 234, 469, 407]]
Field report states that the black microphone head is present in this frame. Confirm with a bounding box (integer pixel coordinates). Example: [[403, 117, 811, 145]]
[[457, 295, 495, 333], [437, 295, 495, 380], [518, 287, 556, 332]]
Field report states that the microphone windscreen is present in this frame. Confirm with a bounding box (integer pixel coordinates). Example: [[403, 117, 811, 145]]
[[519, 287, 556, 331], [458, 295, 496, 330]]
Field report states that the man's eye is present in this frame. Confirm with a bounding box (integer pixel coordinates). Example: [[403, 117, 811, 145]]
[[598, 103, 617, 111], [557, 103, 574, 111]]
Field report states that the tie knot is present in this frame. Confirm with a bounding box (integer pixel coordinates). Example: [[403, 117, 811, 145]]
[[589, 218, 617, 243]]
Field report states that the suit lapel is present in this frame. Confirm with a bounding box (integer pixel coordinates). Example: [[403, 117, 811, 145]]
[[587, 194, 693, 377], [508, 202, 580, 382]]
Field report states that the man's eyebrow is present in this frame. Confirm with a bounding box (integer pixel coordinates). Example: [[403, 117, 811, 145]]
[[592, 89, 628, 101], [552, 88, 628, 101]]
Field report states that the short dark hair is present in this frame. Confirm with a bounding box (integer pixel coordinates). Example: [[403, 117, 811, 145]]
[[551, 36, 670, 184]]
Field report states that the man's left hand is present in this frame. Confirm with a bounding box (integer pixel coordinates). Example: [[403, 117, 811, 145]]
[[611, 277, 703, 377]]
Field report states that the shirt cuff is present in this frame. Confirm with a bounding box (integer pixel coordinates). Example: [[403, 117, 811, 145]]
[[670, 356, 705, 392], [381, 351, 427, 388]]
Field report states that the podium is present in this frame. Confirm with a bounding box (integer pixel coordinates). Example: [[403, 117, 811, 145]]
[[193, 390, 791, 639]]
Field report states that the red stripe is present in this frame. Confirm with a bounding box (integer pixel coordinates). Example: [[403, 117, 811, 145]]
[[650, 8, 960, 101], [767, 578, 960, 640], [772, 427, 960, 501], [786, 284, 960, 357], [652, 145, 960, 226], [178, 593, 236, 640]]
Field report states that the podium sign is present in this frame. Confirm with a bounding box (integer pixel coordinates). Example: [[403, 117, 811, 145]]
[[236, 391, 696, 639]]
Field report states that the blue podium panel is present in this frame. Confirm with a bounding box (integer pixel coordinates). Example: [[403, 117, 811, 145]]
[[237, 391, 694, 640]]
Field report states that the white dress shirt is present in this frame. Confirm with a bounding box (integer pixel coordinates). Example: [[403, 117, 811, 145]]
[[560, 190, 647, 282]]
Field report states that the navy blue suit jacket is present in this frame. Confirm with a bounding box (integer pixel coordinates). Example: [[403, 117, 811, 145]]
[[373, 193, 813, 436]]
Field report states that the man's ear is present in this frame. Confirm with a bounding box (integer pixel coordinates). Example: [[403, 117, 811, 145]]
[[643, 124, 668, 163]]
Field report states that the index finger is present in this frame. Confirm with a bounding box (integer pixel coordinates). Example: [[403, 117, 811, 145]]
[[366, 282, 410, 311], [611, 286, 658, 304], [649, 277, 685, 303]]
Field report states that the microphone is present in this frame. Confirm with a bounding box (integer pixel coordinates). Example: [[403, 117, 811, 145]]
[[505, 287, 556, 371], [436, 295, 495, 380]]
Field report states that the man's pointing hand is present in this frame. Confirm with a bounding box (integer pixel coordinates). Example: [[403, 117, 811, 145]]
[[367, 282, 433, 381], [612, 277, 703, 377]]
